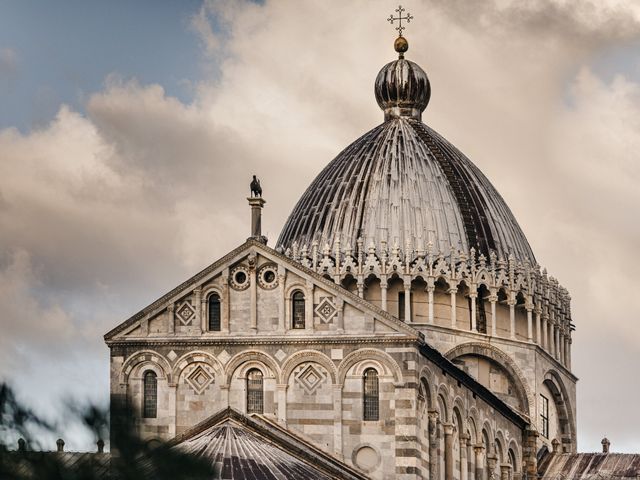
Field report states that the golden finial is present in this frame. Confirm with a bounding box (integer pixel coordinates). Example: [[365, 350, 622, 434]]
[[387, 5, 413, 58]]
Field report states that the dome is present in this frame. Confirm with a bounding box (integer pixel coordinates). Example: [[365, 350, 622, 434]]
[[375, 58, 430, 121], [277, 41, 535, 265]]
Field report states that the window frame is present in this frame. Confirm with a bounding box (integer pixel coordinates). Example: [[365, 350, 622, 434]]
[[292, 290, 306, 329], [540, 394, 549, 438], [246, 368, 264, 414], [143, 370, 158, 419], [363, 368, 380, 421], [208, 292, 221, 331]]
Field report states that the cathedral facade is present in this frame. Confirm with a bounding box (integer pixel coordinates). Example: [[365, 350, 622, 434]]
[[104, 34, 577, 479]]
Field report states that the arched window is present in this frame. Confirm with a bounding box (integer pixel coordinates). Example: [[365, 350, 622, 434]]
[[246, 369, 264, 414], [292, 291, 305, 329], [208, 293, 221, 331], [363, 368, 379, 421], [143, 371, 157, 418]]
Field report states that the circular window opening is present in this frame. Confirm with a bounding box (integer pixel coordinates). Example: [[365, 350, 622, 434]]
[[263, 270, 276, 283], [354, 446, 380, 472], [234, 271, 247, 284]]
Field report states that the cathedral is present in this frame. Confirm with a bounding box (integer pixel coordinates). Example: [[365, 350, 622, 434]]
[[99, 21, 635, 480]]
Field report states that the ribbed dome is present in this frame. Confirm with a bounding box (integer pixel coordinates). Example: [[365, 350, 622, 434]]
[[277, 44, 535, 265]]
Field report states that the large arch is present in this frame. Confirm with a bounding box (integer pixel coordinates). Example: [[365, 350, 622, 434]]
[[543, 370, 576, 452], [224, 350, 281, 386], [280, 349, 338, 385], [171, 350, 225, 385], [445, 342, 532, 416], [337, 348, 404, 385], [120, 350, 172, 385]]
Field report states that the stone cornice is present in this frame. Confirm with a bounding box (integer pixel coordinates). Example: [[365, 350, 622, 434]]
[[106, 334, 418, 349]]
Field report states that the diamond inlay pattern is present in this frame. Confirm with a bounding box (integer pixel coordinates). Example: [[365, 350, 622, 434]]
[[315, 297, 337, 323], [294, 364, 327, 395], [186, 365, 214, 394], [176, 302, 195, 326]]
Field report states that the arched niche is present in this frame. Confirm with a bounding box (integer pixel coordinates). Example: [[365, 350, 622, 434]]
[[446, 343, 531, 416]]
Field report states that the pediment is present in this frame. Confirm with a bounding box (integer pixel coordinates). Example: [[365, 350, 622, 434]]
[[104, 239, 421, 342]]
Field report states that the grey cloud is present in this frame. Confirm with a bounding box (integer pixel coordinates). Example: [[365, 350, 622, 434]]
[[429, 0, 640, 46], [1, 0, 640, 453]]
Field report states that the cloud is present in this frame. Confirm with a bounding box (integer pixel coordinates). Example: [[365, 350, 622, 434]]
[[1, 0, 640, 452]]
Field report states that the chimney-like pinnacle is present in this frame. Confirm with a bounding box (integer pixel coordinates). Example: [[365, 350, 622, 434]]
[[602, 437, 611, 453], [56, 438, 65, 452]]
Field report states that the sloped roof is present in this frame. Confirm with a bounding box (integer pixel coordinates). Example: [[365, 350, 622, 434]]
[[539, 453, 640, 479], [168, 407, 369, 480], [0, 451, 110, 478]]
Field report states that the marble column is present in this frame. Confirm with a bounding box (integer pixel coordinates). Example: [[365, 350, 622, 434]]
[[404, 284, 412, 322], [249, 260, 257, 333], [276, 384, 287, 423], [194, 286, 203, 333], [200, 292, 207, 333], [487, 453, 497, 480], [222, 269, 230, 333], [427, 282, 435, 324], [467, 439, 475, 480], [508, 297, 516, 340], [277, 268, 286, 333], [490, 293, 498, 337], [381, 279, 388, 312], [305, 280, 314, 332], [167, 304, 175, 334], [535, 306, 541, 346], [428, 411, 439, 480], [460, 433, 470, 480], [469, 293, 478, 332], [474, 445, 485, 480], [444, 423, 454, 480], [333, 384, 343, 458], [449, 288, 458, 328], [500, 464, 512, 480], [542, 313, 549, 350], [526, 304, 533, 342]]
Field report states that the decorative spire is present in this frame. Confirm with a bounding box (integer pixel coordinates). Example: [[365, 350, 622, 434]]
[[387, 5, 412, 58]]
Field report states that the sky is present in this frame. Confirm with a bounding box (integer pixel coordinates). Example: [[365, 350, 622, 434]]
[[1, 0, 640, 453]]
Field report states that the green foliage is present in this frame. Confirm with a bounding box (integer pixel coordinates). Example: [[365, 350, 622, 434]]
[[0, 383, 215, 479]]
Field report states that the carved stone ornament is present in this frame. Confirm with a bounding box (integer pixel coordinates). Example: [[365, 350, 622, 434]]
[[315, 296, 337, 323], [257, 263, 279, 290], [185, 365, 215, 394], [176, 301, 195, 326], [294, 363, 327, 395], [229, 265, 250, 291]]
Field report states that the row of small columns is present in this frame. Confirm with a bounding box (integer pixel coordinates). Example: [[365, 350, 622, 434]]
[[428, 411, 516, 480], [374, 278, 571, 368]]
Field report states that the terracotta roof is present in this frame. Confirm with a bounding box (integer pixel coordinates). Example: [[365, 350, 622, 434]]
[[539, 453, 640, 479]]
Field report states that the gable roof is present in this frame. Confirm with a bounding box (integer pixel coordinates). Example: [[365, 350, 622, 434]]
[[539, 453, 640, 479], [168, 407, 369, 480], [104, 238, 422, 342]]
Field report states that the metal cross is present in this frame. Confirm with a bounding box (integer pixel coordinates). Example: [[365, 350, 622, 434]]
[[387, 5, 413, 37]]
